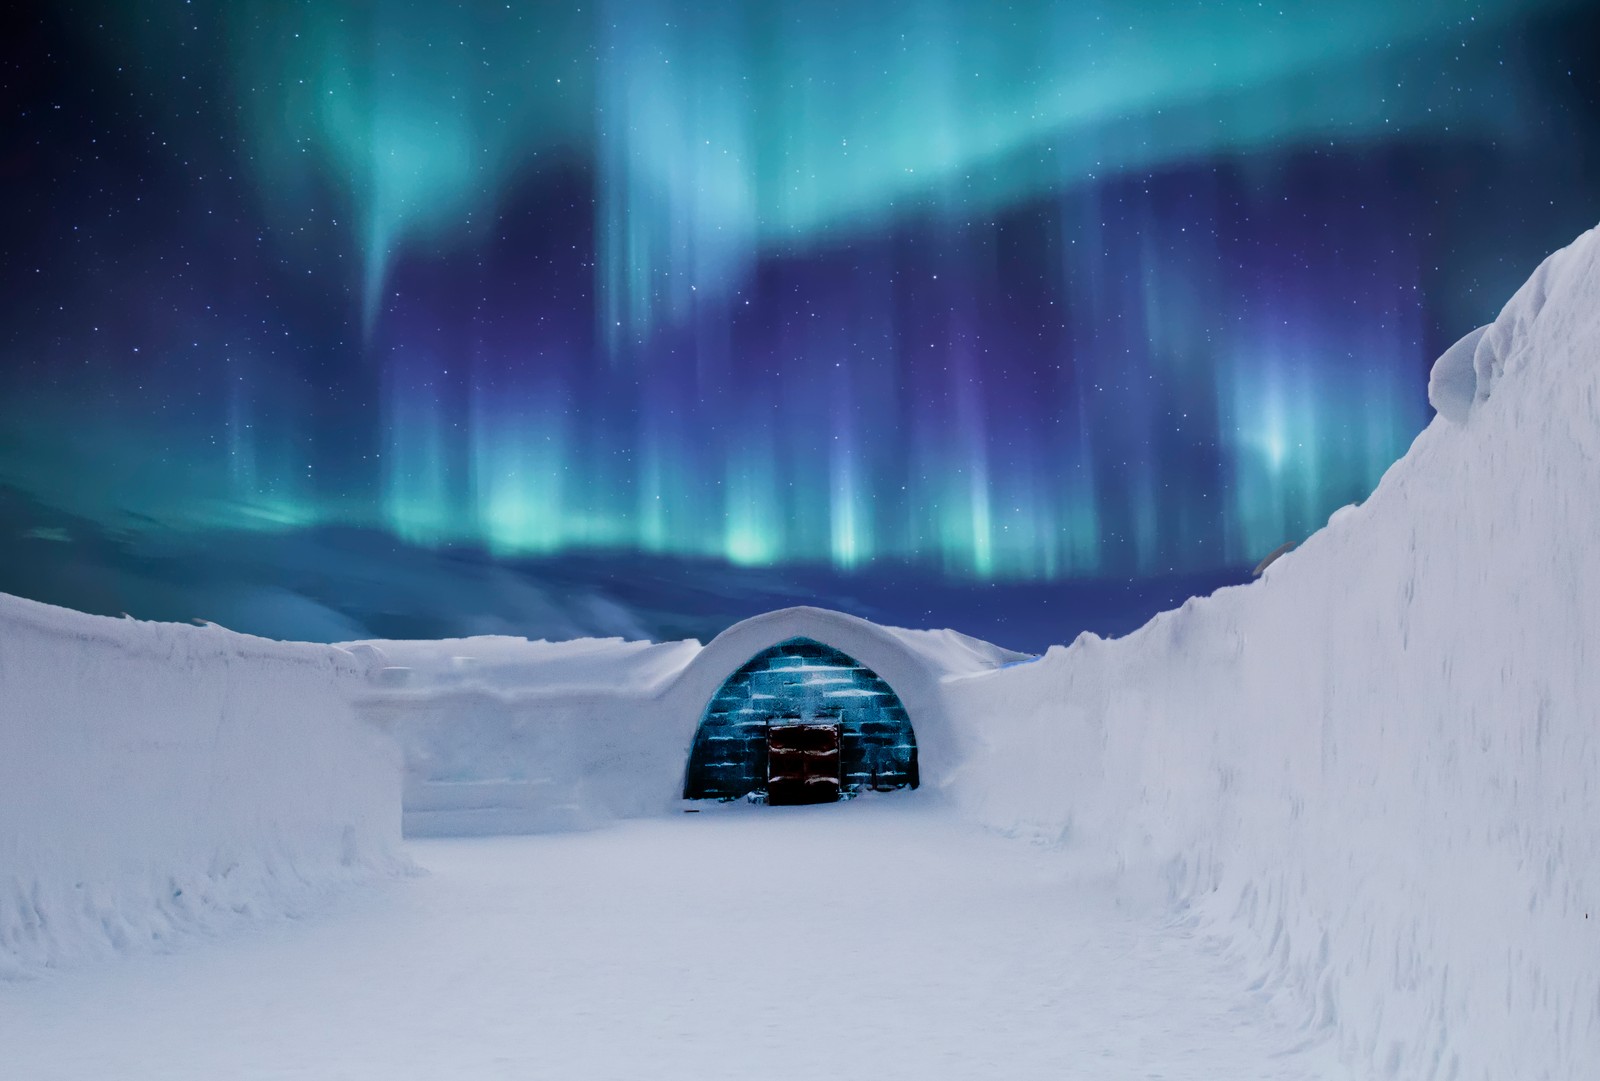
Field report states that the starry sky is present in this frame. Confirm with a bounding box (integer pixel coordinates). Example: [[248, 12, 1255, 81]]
[[1, 1, 1597, 649]]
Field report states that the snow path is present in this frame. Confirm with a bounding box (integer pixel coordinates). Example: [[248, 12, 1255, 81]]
[[4, 801, 1342, 1080]]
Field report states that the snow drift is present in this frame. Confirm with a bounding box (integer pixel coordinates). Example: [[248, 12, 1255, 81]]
[[948, 225, 1600, 1079], [0, 594, 402, 976]]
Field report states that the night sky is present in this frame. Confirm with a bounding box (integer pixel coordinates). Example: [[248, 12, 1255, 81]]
[[2, 1, 1597, 651]]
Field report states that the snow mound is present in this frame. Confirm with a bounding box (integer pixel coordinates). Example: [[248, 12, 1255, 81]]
[[0, 593, 403, 976], [948, 222, 1600, 1079]]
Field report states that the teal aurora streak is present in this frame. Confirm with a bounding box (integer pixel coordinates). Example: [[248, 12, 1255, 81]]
[[6, 0, 1595, 582], [215, 0, 1569, 333]]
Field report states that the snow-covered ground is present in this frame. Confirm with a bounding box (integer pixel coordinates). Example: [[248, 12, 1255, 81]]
[[1, 800, 1342, 1081]]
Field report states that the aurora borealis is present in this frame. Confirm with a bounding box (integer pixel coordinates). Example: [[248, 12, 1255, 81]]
[[2, 1, 1598, 645]]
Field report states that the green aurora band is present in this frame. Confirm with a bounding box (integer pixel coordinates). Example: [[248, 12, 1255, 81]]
[[5, 0, 1594, 582]]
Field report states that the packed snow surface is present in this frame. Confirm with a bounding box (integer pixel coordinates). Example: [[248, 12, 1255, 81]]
[[0, 802, 1342, 1080]]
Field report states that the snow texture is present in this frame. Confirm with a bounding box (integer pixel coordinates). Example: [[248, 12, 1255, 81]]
[[0, 593, 403, 976], [949, 223, 1600, 1080], [0, 803, 1345, 1081]]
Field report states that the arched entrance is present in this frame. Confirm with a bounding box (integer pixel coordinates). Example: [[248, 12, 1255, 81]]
[[683, 636, 919, 803]]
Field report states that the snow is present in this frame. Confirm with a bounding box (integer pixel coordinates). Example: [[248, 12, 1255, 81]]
[[0, 592, 403, 976], [1427, 323, 1487, 423], [946, 223, 1600, 1079], [0, 802, 1343, 1080]]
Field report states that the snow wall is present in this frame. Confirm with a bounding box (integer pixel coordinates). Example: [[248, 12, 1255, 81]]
[[0, 594, 402, 976], [946, 225, 1600, 1079]]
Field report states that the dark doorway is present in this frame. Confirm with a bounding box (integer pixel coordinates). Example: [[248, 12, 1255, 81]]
[[766, 723, 842, 805]]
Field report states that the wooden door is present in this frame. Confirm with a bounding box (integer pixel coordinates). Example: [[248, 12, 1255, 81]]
[[766, 723, 841, 805]]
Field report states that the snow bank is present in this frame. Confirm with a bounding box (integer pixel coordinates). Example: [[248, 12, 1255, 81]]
[[0, 594, 402, 976], [947, 224, 1600, 1079], [352, 607, 1026, 836]]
